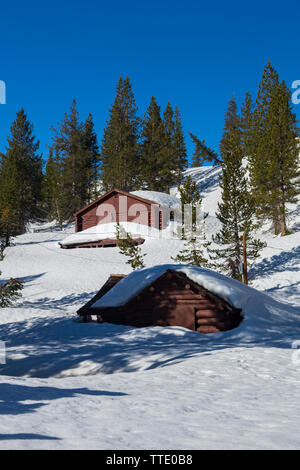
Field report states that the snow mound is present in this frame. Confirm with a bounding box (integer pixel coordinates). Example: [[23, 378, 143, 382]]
[[60, 221, 180, 246]]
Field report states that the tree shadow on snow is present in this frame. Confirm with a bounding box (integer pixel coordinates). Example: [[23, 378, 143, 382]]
[[15, 291, 96, 311], [0, 433, 60, 441], [249, 245, 300, 280], [0, 382, 127, 417], [0, 314, 297, 379], [186, 167, 220, 194]]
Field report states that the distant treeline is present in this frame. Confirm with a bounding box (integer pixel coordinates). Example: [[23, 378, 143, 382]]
[[0, 62, 299, 253]]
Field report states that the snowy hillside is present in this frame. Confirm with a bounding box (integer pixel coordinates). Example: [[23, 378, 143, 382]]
[[1, 166, 300, 450]]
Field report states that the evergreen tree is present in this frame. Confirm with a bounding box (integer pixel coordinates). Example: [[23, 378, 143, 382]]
[[250, 62, 300, 235], [101, 76, 140, 192], [173, 106, 188, 185], [0, 109, 42, 235], [0, 206, 18, 247], [173, 176, 211, 266], [189, 133, 221, 166], [0, 246, 23, 308], [190, 137, 208, 166], [240, 91, 254, 156], [82, 113, 101, 201], [210, 97, 265, 280], [43, 149, 66, 230], [116, 224, 146, 270], [140, 96, 168, 191], [50, 99, 90, 219], [179, 175, 202, 234]]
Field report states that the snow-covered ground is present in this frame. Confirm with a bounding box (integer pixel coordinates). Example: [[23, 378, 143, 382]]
[[1, 166, 300, 450]]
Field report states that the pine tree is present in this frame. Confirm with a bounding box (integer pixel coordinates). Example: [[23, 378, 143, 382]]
[[210, 97, 265, 280], [0, 206, 18, 247], [172, 176, 211, 266], [50, 99, 89, 219], [116, 224, 146, 270], [250, 62, 300, 235], [0, 109, 43, 235], [82, 113, 101, 201], [101, 76, 140, 192], [254, 81, 299, 234], [189, 133, 221, 166], [190, 137, 207, 167], [0, 246, 23, 308], [140, 96, 168, 191], [43, 149, 66, 230], [240, 91, 254, 156], [173, 106, 188, 185], [179, 175, 203, 235]]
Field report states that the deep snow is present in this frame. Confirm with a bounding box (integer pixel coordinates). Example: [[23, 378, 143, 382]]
[[0, 166, 300, 450]]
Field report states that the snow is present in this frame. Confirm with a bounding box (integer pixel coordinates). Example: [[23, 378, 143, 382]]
[[60, 221, 180, 246], [92, 262, 299, 319], [131, 189, 181, 209], [1, 166, 300, 449]]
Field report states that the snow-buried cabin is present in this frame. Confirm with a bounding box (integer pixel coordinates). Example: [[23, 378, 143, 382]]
[[60, 188, 180, 249], [77, 265, 243, 334]]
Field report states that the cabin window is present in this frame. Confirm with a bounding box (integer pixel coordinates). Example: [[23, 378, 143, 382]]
[[170, 211, 175, 221], [148, 212, 151, 227]]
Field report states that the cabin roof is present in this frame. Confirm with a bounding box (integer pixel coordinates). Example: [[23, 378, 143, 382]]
[[88, 264, 255, 311], [74, 188, 167, 217], [77, 274, 125, 315]]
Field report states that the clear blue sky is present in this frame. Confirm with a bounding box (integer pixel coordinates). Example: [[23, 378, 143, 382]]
[[0, 0, 299, 165]]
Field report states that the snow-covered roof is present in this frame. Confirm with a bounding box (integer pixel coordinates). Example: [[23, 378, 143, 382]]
[[91, 264, 300, 328], [60, 221, 179, 246], [131, 190, 181, 210]]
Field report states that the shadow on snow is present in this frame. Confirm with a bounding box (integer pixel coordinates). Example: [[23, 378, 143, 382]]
[[0, 311, 298, 379]]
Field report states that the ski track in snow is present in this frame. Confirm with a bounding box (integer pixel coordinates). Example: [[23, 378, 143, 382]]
[[0, 166, 300, 449]]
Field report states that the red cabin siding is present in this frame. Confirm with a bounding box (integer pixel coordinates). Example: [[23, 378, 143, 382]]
[[75, 189, 162, 233]]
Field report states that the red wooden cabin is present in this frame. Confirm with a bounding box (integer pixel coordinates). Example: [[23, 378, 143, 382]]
[[74, 189, 170, 233]]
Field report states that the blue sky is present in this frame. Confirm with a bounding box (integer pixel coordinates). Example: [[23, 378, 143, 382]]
[[0, 0, 299, 165]]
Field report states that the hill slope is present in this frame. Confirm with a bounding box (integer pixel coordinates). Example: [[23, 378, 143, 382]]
[[0, 166, 300, 449]]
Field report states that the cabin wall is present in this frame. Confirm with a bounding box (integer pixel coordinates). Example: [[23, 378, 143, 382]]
[[96, 272, 243, 333], [76, 193, 154, 232]]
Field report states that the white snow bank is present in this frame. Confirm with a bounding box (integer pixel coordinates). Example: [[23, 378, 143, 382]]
[[92, 264, 300, 329], [60, 221, 180, 246]]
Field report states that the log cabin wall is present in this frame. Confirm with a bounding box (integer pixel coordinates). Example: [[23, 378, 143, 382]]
[[95, 270, 243, 333]]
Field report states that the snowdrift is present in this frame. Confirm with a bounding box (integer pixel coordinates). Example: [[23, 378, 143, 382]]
[[60, 220, 180, 247]]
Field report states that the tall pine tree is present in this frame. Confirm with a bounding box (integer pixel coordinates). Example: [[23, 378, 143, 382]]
[[49, 100, 99, 220], [140, 96, 167, 191], [0, 109, 42, 236], [101, 76, 140, 192], [249, 62, 300, 235], [210, 97, 265, 280], [173, 106, 188, 186], [189, 133, 221, 166]]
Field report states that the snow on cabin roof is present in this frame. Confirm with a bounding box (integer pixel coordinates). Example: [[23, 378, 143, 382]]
[[90, 264, 300, 327], [60, 221, 179, 247], [91, 264, 245, 309], [130, 190, 181, 210]]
